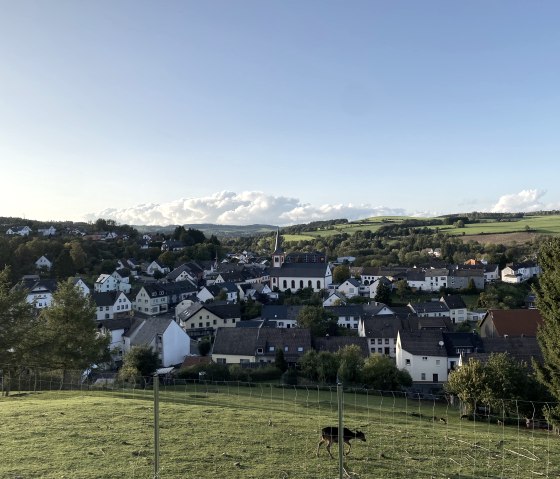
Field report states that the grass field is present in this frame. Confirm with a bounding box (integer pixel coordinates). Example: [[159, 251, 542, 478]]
[[282, 215, 560, 244], [2, 383, 559, 479]]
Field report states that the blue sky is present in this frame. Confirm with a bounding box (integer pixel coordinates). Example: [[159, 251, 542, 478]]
[[1, 1, 559, 225]]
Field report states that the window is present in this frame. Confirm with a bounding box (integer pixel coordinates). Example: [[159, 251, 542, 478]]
[[206, 322, 210, 327], [378, 348, 382, 353], [284, 346, 289, 352], [269, 346, 275, 352], [421, 373, 426, 380], [257, 348, 263, 354], [436, 359, 440, 365], [406, 359, 411, 365], [291, 280, 295, 289], [317, 280, 321, 289], [377, 339, 382, 344], [297, 347, 303, 352], [300, 280, 303, 289], [198, 322, 202, 328], [385, 338, 389, 344], [240, 359, 250, 364], [213, 320, 217, 325], [422, 356, 428, 361]]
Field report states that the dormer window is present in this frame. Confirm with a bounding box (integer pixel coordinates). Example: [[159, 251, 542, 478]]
[[257, 348, 263, 354]]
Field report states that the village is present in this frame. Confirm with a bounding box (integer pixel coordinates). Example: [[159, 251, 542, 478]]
[[4, 222, 544, 398]]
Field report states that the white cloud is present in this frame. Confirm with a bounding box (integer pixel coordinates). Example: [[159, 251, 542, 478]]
[[490, 189, 547, 213], [85, 191, 413, 226]]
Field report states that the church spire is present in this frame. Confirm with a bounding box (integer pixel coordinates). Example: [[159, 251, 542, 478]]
[[272, 228, 285, 267]]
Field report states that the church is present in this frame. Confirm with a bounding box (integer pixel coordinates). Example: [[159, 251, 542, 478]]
[[268, 230, 332, 293]]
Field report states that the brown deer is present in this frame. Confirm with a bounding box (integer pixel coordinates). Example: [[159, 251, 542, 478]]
[[316, 427, 366, 459]]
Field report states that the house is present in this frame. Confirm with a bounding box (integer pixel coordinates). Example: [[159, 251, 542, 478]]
[[197, 282, 238, 303], [35, 255, 53, 271], [358, 316, 402, 357], [483, 264, 500, 283], [146, 260, 170, 277], [479, 309, 543, 338], [405, 269, 426, 291], [501, 261, 541, 283], [123, 316, 191, 367], [260, 304, 304, 328], [323, 291, 346, 307], [94, 274, 118, 293], [448, 268, 485, 290], [439, 295, 468, 324], [92, 291, 132, 320], [368, 277, 393, 299], [408, 301, 450, 318], [37, 225, 56, 237], [6, 226, 32, 236], [396, 330, 449, 384], [211, 327, 312, 365], [69, 277, 90, 297], [97, 317, 134, 363], [166, 264, 199, 283], [111, 268, 132, 293], [134, 281, 197, 316], [424, 268, 448, 292], [360, 266, 408, 285], [336, 278, 361, 298], [325, 304, 365, 330], [460, 336, 543, 369], [15, 276, 57, 309], [177, 302, 241, 338], [161, 240, 186, 252]]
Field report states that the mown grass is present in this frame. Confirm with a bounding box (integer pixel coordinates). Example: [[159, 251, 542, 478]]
[[2, 385, 559, 478]]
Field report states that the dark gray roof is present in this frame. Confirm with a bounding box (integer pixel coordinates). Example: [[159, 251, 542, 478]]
[[92, 291, 122, 307], [463, 336, 543, 367], [269, 263, 329, 278], [212, 328, 259, 356], [97, 317, 133, 331], [439, 295, 467, 310], [409, 302, 450, 314], [261, 305, 303, 321], [406, 270, 425, 281], [399, 330, 448, 356], [125, 317, 175, 345], [361, 316, 403, 338], [325, 305, 364, 318]]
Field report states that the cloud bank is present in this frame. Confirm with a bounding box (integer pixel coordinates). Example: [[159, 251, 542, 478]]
[[86, 191, 410, 226], [489, 189, 548, 213]]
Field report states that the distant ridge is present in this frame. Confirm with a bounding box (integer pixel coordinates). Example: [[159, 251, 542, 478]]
[[133, 223, 278, 237]]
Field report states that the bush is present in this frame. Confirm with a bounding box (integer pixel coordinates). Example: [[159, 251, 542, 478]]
[[282, 369, 298, 385], [175, 363, 230, 381]]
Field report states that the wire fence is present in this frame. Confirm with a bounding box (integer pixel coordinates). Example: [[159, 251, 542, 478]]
[[2, 367, 560, 478]]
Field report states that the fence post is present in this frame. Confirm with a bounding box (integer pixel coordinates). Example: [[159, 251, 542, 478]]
[[153, 374, 160, 478], [337, 380, 344, 479]]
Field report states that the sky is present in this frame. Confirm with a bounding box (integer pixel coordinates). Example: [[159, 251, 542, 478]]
[[1, 1, 559, 226]]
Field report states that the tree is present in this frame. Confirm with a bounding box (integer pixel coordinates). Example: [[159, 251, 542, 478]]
[[333, 265, 351, 284], [336, 345, 364, 384], [361, 354, 412, 391], [299, 350, 319, 381], [275, 348, 288, 372], [0, 267, 36, 395], [198, 338, 212, 357], [118, 345, 160, 387], [37, 280, 110, 376], [533, 237, 560, 427], [296, 305, 337, 337], [445, 358, 487, 414], [68, 241, 87, 272], [374, 281, 392, 305], [395, 279, 409, 300], [316, 351, 339, 384]]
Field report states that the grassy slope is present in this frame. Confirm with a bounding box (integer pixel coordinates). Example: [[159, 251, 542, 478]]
[[282, 215, 560, 243], [1, 387, 558, 479]]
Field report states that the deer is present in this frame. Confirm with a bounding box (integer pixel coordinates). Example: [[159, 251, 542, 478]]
[[316, 427, 366, 459]]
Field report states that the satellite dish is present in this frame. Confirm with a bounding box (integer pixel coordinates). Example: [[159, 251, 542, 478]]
[[438, 340, 444, 347]]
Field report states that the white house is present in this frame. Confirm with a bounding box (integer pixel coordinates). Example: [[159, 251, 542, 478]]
[[323, 291, 346, 307], [38, 225, 56, 236], [35, 255, 53, 271], [92, 291, 132, 320], [501, 261, 541, 283], [336, 278, 361, 298], [70, 277, 91, 297], [123, 317, 191, 367], [396, 331, 449, 383], [6, 226, 32, 236], [94, 274, 118, 293], [146, 260, 170, 277], [17, 276, 57, 309], [111, 269, 132, 293]]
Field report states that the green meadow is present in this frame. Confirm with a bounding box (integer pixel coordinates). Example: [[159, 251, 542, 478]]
[[2, 384, 559, 478], [282, 215, 560, 242]]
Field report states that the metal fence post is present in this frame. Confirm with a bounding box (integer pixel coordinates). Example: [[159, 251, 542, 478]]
[[153, 374, 160, 478], [337, 380, 344, 479]]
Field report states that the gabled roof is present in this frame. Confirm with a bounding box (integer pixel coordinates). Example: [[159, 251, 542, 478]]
[[398, 330, 448, 357], [125, 317, 178, 344], [260, 305, 304, 321], [408, 301, 449, 314], [361, 316, 403, 338], [440, 294, 467, 310], [480, 309, 543, 337], [465, 336, 543, 366], [325, 304, 364, 317], [269, 263, 330, 278], [92, 291, 128, 307]]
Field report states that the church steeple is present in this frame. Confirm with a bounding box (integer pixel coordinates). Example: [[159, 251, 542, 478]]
[[272, 228, 285, 267]]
